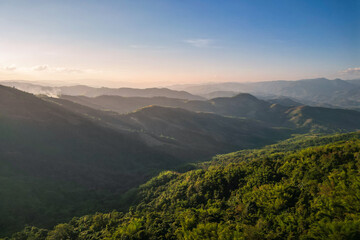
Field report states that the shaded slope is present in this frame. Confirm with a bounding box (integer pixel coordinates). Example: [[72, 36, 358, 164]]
[[47, 97, 292, 160], [0, 85, 181, 236], [0, 85, 179, 189], [117, 106, 291, 158]]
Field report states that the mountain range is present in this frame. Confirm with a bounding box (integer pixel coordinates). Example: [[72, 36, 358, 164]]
[[0, 85, 183, 235], [1, 79, 360, 237], [169, 78, 360, 110], [60, 93, 360, 132], [47, 97, 291, 160], [0, 81, 204, 100], [3, 78, 360, 111], [0, 85, 291, 235]]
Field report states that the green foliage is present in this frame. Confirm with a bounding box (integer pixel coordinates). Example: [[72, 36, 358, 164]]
[[9, 132, 360, 239], [209, 131, 360, 166]]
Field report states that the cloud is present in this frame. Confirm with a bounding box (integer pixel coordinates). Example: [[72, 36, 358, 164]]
[[32, 65, 49, 71], [129, 44, 149, 49], [30, 65, 82, 74], [184, 38, 215, 48], [4, 65, 17, 71], [340, 67, 360, 75], [54, 67, 83, 74], [1, 64, 94, 75], [129, 44, 166, 50]]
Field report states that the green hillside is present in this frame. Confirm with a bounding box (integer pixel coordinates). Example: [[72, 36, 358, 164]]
[[0, 86, 292, 237], [0, 86, 182, 236], [9, 132, 360, 239], [286, 106, 360, 131], [2, 85, 360, 238]]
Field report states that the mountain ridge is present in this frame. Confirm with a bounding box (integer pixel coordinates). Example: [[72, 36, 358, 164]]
[[0, 85, 185, 235], [59, 93, 360, 132], [0, 81, 204, 100], [169, 78, 360, 110]]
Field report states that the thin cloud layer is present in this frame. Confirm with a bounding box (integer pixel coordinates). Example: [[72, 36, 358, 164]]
[[184, 39, 215, 48], [341, 67, 360, 75], [32, 65, 49, 71], [3, 65, 17, 71], [2, 65, 84, 74], [32, 65, 82, 74], [54, 67, 83, 74]]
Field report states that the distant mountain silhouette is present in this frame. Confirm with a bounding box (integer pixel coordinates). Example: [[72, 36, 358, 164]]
[[170, 78, 360, 110], [0, 81, 204, 100], [4, 78, 359, 110], [201, 90, 239, 98]]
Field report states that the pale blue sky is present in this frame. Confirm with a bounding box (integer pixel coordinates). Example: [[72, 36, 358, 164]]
[[0, 0, 358, 86]]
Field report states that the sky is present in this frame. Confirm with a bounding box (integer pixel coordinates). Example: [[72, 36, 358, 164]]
[[0, 0, 359, 87]]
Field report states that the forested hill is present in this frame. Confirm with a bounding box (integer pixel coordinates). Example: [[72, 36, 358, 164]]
[[9, 132, 360, 239], [0, 85, 181, 236], [59, 93, 360, 132]]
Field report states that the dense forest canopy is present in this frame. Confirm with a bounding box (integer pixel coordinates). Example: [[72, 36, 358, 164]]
[[6, 132, 360, 239]]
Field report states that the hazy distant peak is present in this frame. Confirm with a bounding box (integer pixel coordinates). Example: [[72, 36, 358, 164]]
[[0, 81, 205, 100], [298, 77, 329, 82], [231, 93, 259, 100], [130, 105, 190, 115]]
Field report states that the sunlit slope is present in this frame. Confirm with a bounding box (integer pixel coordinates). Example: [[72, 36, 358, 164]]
[[286, 105, 360, 130], [11, 132, 360, 239]]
